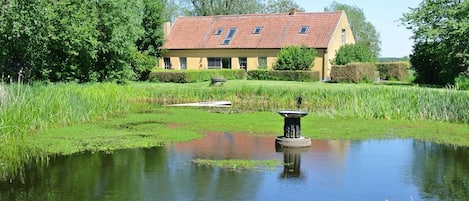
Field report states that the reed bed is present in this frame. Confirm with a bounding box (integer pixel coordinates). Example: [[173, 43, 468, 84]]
[[139, 81, 469, 123], [2, 80, 469, 179]]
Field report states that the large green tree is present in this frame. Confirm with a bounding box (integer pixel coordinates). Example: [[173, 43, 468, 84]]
[[0, 0, 165, 83], [325, 2, 381, 59], [187, 0, 263, 16], [263, 0, 304, 13], [181, 0, 303, 16], [401, 0, 468, 85]]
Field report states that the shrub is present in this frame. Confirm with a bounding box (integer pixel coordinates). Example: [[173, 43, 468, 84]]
[[149, 69, 246, 83], [274, 45, 317, 70], [130, 50, 158, 81], [455, 74, 469, 90], [247, 70, 320, 82], [330, 63, 375, 83], [376, 62, 410, 81], [334, 43, 375, 65]]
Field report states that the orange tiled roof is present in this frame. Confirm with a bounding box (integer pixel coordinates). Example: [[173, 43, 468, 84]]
[[163, 11, 344, 49]]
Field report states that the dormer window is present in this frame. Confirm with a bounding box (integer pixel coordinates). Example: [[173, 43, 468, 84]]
[[215, 28, 223, 35], [221, 28, 237, 45], [299, 26, 309, 34], [253, 26, 263, 34]]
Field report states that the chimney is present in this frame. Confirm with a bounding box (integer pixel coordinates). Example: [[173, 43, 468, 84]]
[[163, 22, 171, 39], [289, 8, 297, 15]]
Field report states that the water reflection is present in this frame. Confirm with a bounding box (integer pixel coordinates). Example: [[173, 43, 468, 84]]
[[0, 133, 468, 201], [411, 141, 469, 200], [275, 146, 308, 178]]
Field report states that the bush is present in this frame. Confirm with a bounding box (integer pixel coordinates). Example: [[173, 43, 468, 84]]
[[330, 63, 375, 83], [247, 70, 320, 82], [149, 69, 246, 83], [274, 45, 317, 70], [334, 43, 375, 65], [455, 74, 469, 90], [130, 50, 157, 81], [376, 62, 410, 81]]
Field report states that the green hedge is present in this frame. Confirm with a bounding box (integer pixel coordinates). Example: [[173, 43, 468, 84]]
[[330, 63, 376, 83], [376, 62, 410, 81], [149, 69, 246, 83], [247, 70, 320, 82]]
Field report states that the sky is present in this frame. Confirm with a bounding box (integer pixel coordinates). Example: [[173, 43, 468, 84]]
[[295, 0, 422, 57]]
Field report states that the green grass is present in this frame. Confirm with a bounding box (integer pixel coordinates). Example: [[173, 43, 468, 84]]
[[192, 158, 282, 171]]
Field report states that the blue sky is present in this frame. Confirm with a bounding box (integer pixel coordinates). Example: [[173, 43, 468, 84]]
[[295, 0, 422, 57]]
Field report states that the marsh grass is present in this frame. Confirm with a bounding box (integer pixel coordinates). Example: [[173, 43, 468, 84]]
[[192, 159, 282, 171]]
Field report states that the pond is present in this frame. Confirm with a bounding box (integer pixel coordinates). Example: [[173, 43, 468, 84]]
[[1, 132, 468, 201]]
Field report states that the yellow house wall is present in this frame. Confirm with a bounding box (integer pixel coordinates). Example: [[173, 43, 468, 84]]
[[325, 11, 356, 79], [159, 48, 329, 79], [160, 49, 280, 70]]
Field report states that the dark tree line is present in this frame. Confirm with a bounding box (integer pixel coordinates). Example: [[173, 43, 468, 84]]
[[402, 0, 468, 85], [0, 0, 165, 83]]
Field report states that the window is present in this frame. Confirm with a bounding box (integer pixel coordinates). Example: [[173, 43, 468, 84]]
[[163, 58, 171, 69], [341, 29, 346, 45], [179, 57, 187, 70], [239, 57, 247, 70], [253, 26, 263, 34], [299, 26, 309, 34], [208, 58, 222, 69], [222, 58, 231, 69], [221, 28, 237, 45], [208, 57, 231, 69], [258, 57, 267, 69], [215, 28, 223, 35], [227, 28, 237, 38]]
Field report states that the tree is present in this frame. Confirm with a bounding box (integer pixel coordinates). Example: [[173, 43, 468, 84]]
[[181, 0, 304, 16], [274, 45, 317, 70], [187, 0, 263, 16], [334, 43, 374, 65], [325, 2, 381, 59], [401, 0, 468, 85], [0, 0, 55, 82], [263, 0, 304, 13], [0, 0, 167, 83]]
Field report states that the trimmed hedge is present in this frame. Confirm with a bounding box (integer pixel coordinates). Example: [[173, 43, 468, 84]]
[[376, 62, 410, 81], [247, 70, 320, 82], [149, 69, 246, 83], [331, 63, 375, 83]]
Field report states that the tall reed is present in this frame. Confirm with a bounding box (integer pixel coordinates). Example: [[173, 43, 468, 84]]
[[0, 82, 144, 179], [139, 82, 469, 123]]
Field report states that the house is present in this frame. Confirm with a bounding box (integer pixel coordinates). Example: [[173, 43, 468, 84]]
[[160, 9, 355, 80]]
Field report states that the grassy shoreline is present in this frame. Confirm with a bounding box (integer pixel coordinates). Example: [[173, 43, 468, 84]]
[[2, 80, 469, 179]]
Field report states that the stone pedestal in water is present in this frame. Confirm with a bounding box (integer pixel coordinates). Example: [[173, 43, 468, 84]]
[[275, 111, 312, 148]]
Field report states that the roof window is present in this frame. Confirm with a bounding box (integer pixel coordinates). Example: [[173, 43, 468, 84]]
[[221, 28, 237, 45], [253, 26, 263, 34], [299, 26, 309, 34], [215, 28, 223, 35]]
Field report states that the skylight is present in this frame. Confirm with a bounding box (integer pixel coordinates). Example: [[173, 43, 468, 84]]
[[299, 26, 309, 34], [221, 28, 237, 45], [253, 26, 263, 34], [215, 28, 223, 35]]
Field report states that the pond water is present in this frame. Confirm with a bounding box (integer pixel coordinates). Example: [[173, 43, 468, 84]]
[[1, 132, 469, 201]]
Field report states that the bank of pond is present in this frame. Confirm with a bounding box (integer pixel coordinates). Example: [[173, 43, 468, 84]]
[[1, 80, 469, 181]]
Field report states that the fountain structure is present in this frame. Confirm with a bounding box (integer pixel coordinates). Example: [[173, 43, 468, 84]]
[[275, 96, 312, 148]]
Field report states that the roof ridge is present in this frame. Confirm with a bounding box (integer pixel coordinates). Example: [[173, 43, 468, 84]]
[[177, 11, 343, 19]]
